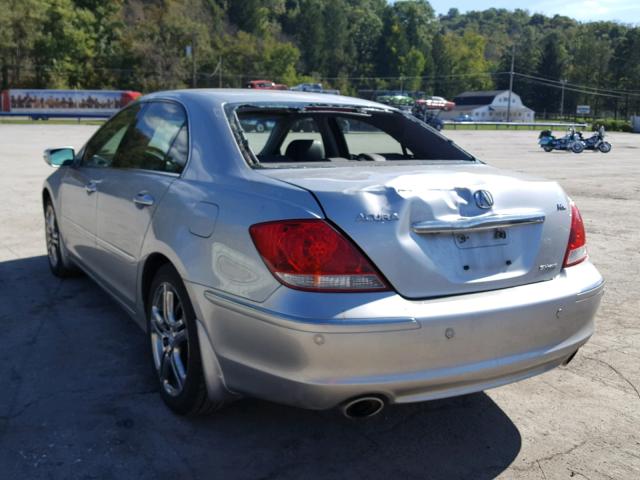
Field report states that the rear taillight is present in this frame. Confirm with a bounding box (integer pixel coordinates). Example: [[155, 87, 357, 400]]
[[563, 203, 588, 268], [249, 219, 389, 292]]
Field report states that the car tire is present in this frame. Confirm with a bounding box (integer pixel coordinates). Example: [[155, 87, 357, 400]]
[[147, 264, 219, 416], [44, 202, 79, 277], [598, 142, 612, 153], [255, 122, 265, 133]]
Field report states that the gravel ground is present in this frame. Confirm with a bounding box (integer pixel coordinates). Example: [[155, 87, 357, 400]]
[[0, 124, 638, 479]]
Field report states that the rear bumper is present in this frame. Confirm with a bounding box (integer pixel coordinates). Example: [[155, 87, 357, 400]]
[[186, 261, 604, 410]]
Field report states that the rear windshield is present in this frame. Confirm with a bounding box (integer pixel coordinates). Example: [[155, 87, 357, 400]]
[[226, 103, 473, 168]]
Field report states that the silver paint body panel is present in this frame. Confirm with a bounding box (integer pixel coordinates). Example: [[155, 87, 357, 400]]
[[43, 89, 604, 409]]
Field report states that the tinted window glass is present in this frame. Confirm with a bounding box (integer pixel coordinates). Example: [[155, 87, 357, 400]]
[[112, 102, 188, 173], [166, 125, 188, 171], [82, 105, 140, 168]]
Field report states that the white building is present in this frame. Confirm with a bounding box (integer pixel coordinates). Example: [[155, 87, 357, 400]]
[[441, 90, 535, 122]]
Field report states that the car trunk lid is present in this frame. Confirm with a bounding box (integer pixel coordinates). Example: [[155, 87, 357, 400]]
[[260, 163, 571, 298]]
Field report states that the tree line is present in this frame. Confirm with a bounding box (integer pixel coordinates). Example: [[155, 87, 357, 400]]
[[2, 0, 640, 117]]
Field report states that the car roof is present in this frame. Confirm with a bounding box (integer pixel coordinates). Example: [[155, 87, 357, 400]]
[[140, 88, 390, 110]]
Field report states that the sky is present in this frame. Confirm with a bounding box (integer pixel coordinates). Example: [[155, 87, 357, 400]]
[[427, 0, 640, 23]]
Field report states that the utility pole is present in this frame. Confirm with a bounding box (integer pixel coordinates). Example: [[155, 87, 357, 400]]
[[625, 94, 629, 118], [560, 79, 566, 119], [191, 33, 197, 88], [506, 44, 515, 122], [219, 56, 222, 88]]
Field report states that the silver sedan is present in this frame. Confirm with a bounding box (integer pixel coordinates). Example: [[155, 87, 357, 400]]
[[42, 90, 604, 418]]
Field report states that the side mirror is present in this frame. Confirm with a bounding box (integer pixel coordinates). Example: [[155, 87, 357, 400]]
[[44, 147, 75, 167]]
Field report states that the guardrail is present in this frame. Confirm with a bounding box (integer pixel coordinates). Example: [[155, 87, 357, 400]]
[[0, 112, 112, 120], [443, 121, 588, 130]]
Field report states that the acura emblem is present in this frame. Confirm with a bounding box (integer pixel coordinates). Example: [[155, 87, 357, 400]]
[[473, 190, 494, 209]]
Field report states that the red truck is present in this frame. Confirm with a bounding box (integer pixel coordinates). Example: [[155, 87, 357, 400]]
[[245, 80, 288, 90], [0, 89, 142, 119]]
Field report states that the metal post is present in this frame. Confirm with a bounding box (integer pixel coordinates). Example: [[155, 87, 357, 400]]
[[218, 56, 222, 88], [506, 44, 515, 122], [560, 79, 566, 119]]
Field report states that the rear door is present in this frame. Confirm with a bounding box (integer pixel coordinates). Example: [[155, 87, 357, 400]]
[[59, 105, 140, 266], [93, 101, 189, 308]]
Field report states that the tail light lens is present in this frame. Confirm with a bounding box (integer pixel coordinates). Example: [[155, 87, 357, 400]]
[[249, 219, 389, 292], [563, 203, 588, 268]]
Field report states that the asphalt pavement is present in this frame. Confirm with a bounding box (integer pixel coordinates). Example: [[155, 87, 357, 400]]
[[0, 125, 638, 479]]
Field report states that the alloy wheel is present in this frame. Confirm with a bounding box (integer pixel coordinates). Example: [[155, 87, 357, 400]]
[[45, 205, 60, 268], [150, 282, 189, 397]]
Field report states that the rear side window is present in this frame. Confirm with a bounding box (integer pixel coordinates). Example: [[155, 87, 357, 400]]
[[112, 101, 188, 173]]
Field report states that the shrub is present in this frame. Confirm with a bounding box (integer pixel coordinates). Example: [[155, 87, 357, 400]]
[[591, 119, 632, 132]]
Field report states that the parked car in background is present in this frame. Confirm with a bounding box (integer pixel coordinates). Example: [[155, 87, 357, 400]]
[[412, 98, 451, 131], [375, 94, 415, 112], [290, 83, 340, 95], [422, 113, 444, 131], [290, 83, 323, 92], [416, 96, 456, 111], [245, 80, 288, 90], [452, 114, 474, 122], [239, 118, 275, 133], [42, 90, 603, 419]]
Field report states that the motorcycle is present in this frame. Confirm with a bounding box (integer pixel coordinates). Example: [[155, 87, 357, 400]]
[[577, 126, 612, 153], [538, 128, 585, 153]]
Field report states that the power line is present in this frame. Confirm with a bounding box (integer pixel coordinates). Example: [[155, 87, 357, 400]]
[[515, 73, 625, 99], [515, 69, 640, 97], [316, 72, 507, 81]]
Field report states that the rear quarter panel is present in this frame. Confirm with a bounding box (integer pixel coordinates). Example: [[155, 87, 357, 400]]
[[138, 172, 325, 315]]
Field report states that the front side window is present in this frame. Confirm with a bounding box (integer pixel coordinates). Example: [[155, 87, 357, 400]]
[[82, 105, 141, 168], [112, 101, 188, 173]]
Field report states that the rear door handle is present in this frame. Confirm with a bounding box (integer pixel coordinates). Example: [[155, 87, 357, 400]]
[[133, 192, 155, 207], [84, 182, 97, 194]]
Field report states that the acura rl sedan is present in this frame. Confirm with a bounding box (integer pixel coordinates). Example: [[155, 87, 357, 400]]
[[42, 90, 604, 418]]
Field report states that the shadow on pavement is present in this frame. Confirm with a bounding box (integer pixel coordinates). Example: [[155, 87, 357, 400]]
[[0, 255, 521, 479]]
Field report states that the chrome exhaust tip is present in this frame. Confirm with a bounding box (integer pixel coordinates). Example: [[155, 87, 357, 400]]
[[340, 396, 385, 419]]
